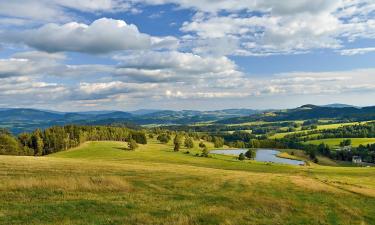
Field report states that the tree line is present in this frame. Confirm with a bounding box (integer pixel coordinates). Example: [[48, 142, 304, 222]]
[[0, 125, 147, 156]]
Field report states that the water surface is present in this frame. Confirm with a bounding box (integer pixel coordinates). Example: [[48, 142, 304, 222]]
[[210, 149, 305, 165]]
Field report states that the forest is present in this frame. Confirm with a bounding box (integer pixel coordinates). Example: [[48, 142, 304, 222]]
[[0, 126, 147, 156]]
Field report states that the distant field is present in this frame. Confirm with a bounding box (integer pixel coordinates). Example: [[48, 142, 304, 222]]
[[305, 138, 375, 147], [270, 121, 371, 139], [0, 140, 375, 224]]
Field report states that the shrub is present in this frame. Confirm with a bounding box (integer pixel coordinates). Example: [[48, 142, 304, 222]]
[[157, 133, 171, 144], [245, 149, 256, 159], [238, 153, 246, 161], [201, 147, 209, 157], [128, 139, 138, 150], [184, 137, 194, 149]]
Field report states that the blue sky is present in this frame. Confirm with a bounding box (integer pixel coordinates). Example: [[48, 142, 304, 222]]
[[0, 0, 374, 111]]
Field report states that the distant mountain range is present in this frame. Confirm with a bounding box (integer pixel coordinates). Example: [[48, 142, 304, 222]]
[[2, 104, 374, 134], [0, 108, 260, 134], [320, 103, 359, 108], [217, 104, 375, 124]]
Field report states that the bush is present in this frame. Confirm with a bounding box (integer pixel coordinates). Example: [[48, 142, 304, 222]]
[[131, 131, 147, 144], [184, 137, 194, 149], [245, 149, 256, 159], [201, 147, 209, 157], [174, 135, 182, 152], [128, 139, 138, 150], [157, 133, 171, 144], [238, 153, 246, 161]]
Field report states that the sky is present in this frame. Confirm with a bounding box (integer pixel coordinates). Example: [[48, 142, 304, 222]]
[[0, 0, 374, 111]]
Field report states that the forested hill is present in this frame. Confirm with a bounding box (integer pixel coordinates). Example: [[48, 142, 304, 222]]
[[217, 105, 375, 124], [0, 108, 260, 134]]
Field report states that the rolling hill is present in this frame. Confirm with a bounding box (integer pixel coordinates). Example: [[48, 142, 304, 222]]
[[1, 140, 374, 224], [0, 108, 260, 134], [217, 104, 375, 124]]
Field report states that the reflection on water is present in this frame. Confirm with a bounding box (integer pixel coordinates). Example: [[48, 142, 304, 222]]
[[210, 149, 305, 165]]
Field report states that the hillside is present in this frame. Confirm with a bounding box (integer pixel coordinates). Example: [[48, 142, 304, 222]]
[[217, 104, 375, 124], [0, 108, 260, 134], [0, 141, 374, 224]]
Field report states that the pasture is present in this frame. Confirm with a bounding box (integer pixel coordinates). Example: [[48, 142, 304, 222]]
[[305, 138, 375, 148], [0, 141, 374, 224]]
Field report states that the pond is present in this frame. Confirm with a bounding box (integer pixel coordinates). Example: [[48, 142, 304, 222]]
[[210, 149, 305, 166]]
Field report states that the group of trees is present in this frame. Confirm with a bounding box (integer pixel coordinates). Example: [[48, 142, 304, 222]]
[[239, 149, 256, 161], [0, 125, 147, 156]]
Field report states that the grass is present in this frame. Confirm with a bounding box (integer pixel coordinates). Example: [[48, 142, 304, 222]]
[[269, 121, 372, 139], [305, 138, 375, 147], [0, 140, 375, 224]]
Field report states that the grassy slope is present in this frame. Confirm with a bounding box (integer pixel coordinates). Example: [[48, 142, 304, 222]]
[[0, 141, 374, 224], [269, 121, 368, 139], [305, 138, 375, 147]]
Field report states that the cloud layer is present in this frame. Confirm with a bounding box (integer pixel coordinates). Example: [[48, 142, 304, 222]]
[[0, 1, 374, 110]]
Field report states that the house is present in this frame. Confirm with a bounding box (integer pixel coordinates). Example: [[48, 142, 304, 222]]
[[352, 156, 362, 164]]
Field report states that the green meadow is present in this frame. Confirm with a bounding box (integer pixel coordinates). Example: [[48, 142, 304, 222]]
[[305, 138, 375, 148], [269, 121, 370, 139], [0, 140, 375, 225]]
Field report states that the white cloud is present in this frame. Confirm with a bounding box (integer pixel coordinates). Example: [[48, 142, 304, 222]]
[[136, 0, 342, 14], [113, 51, 242, 83], [340, 47, 375, 55], [3, 18, 156, 54], [178, 0, 374, 55], [0, 51, 114, 78], [0, 0, 132, 23], [0, 76, 68, 108], [264, 69, 375, 95]]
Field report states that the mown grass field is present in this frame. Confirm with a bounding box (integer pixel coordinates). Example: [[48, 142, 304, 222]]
[[305, 138, 375, 148], [0, 140, 375, 224]]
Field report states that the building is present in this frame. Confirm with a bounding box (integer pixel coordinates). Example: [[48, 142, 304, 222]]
[[352, 156, 362, 164]]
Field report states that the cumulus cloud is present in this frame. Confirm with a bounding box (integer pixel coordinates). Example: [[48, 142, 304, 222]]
[[0, 0, 132, 23], [0, 51, 114, 78], [178, 0, 374, 55], [0, 1, 374, 110], [113, 51, 242, 83], [264, 69, 375, 95], [2, 18, 177, 54], [0, 76, 68, 108]]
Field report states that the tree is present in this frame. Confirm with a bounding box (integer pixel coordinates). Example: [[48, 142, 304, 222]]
[[201, 146, 209, 157], [199, 142, 206, 148], [31, 129, 44, 156], [0, 134, 20, 155], [249, 139, 261, 148], [173, 134, 182, 152], [157, 133, 170, 144], [340, 139, 352, 147], [128, 139, 138, 150], [131, 131, 147, 144], [245, 149, 256, 159], [308, 148, 317, 161], [238, 153, 246, 161], [184, 137, 194, 149], [213, 136, 224, 148]]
